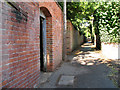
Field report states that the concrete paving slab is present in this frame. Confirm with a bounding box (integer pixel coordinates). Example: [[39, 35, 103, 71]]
[[58, 75, 75, 86]]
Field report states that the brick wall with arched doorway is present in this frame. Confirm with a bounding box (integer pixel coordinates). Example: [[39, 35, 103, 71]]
[[39, 2, 63, 71], [1, 1, 63, 88]]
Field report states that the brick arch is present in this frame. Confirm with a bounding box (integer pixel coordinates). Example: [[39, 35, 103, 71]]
[[40, 7, 53, 71], [40, 7, 52, 17], [39, 2, 63, 71]]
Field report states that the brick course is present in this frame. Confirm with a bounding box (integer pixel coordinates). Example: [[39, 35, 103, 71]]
[[1, 1, 63, 88], [66, 20, 84, 54]]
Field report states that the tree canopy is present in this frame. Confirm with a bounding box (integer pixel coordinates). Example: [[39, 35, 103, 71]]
[[58, 2, 98, 30], [58, 1, 120, 43]]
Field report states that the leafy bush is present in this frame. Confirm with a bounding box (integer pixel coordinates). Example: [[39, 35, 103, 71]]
[[94, 2, 120, 43]]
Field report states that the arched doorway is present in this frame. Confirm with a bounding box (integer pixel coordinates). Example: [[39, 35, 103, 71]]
[[40, 7, 52, 71]]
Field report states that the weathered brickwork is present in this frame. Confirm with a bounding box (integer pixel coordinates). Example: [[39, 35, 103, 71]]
[[1, 2, 40, 88], [39, 2, 63, 71], [66, 20, 84, 54], [1, 1, 63, 88], [0, 1, 2, 89]]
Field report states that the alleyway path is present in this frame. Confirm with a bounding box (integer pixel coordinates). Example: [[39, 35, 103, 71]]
[[38, 42, 116, 88]]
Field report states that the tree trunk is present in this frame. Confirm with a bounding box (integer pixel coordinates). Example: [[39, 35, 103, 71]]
[[96, 34, 101, 50]]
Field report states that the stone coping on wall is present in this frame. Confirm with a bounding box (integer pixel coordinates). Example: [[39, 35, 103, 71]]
[[102, 42, 120, 47]]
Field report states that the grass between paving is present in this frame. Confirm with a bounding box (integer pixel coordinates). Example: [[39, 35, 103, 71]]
[[99, 50, 120, 88], [107, 60, 120, 88]]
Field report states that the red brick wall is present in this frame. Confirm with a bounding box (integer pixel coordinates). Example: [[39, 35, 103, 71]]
[[39, 2, 63, 71], [1, 1, 63, 88], [0, 1, 2, 89], [1, 2, 40, 88], [66, 20, 84, 54], [66, 21, 72, 53]]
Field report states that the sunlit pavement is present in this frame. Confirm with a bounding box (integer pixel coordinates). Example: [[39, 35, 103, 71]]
[[69, 42, 109, 66], [38, 42, 116, 88]]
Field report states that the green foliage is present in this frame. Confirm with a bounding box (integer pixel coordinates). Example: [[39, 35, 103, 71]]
[[58, 2, 98, 33], [58, 2, 64, 11], [58, 1, 120, 43], [94, 2, 120, 43], [67, 2, 98, 32]]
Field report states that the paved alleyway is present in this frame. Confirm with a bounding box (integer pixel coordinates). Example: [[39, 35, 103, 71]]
[[37, 42, 116, 88]]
